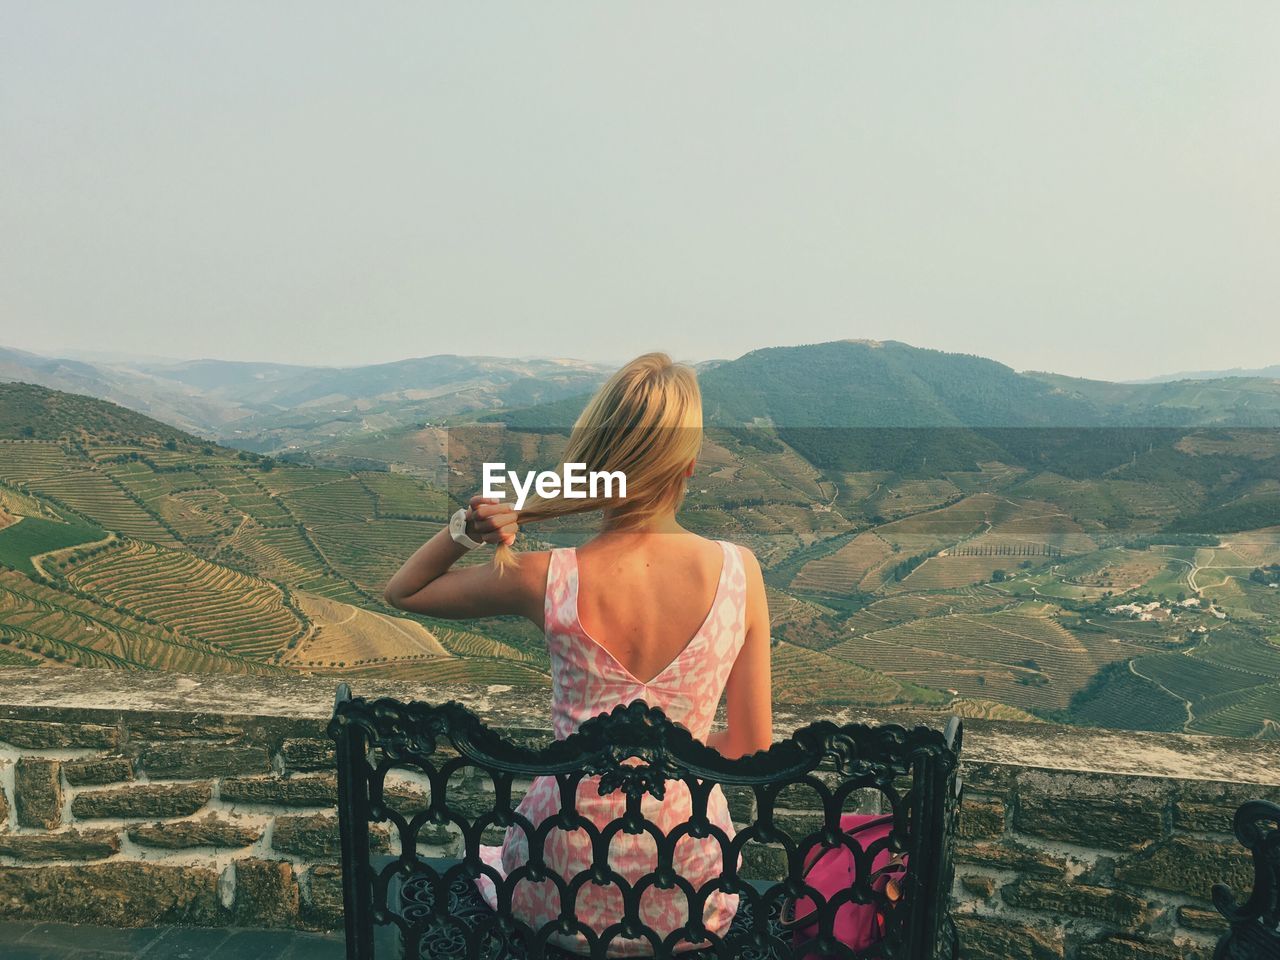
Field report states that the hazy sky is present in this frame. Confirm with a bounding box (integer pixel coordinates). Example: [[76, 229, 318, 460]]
[[3, 3, 1278, 380]]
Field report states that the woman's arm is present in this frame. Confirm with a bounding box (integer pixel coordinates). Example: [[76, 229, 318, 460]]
[[383, 498, 541, 623], [707, 547, 773, 759]]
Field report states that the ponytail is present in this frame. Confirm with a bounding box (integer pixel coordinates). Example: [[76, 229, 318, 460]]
[[493, 352, 702, 569]]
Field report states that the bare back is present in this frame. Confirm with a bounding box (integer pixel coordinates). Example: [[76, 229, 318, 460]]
[[571, 531, 728, 685]]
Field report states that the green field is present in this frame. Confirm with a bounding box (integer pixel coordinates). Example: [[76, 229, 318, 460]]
[[0, 510, 105, 575]]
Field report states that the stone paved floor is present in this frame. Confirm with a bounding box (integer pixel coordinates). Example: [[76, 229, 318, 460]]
[[0, 921, 345, 959]]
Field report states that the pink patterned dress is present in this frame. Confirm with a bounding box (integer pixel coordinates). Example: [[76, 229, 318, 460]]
[[476, 540, 749, 956]]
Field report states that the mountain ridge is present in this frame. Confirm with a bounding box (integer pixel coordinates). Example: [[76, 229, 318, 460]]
[[6, 340, 1280, 452], [490, 340, 1280, 434]]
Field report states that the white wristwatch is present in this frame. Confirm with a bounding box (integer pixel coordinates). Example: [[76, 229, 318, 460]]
[[449, 508, 485, 550]]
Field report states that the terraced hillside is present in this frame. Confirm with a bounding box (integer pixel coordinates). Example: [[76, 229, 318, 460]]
[[0, 387, 465, 685], [831, 605, 1138, 713], [790, 532, 894, 596], [0, 569, 280, 675], [61, 540, 307, 658], [770, 640, 943, 706], [0, 442, 179, 545]]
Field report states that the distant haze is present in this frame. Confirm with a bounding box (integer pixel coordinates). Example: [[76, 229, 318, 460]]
[[3, 2, 1279, 380]]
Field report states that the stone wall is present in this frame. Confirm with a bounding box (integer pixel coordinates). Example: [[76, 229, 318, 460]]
[[0, 685, 348, 930], [0, 668, 1277, 960], [950, 760, 1272, 960]]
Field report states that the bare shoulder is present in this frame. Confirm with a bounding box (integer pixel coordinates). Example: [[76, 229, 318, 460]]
[[724, 539, 763, 576], [679, 533, 746, 570], [717, 540, 765, 597]]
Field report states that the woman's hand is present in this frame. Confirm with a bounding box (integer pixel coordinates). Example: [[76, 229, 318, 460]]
[[466, 496, 519, 546], [383, 495, 538, 622]]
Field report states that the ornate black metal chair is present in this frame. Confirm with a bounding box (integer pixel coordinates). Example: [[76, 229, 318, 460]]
[[1212, 800, 1280, 960], [330, 684, 962, 960]]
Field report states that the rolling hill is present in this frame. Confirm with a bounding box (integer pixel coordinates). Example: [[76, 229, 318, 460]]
[[0, 347, 612, 450]]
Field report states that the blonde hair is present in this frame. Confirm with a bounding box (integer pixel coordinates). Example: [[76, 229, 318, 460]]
[[493, 352, 702, 568]]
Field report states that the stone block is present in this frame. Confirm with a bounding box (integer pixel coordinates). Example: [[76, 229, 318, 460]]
[[381, 780, 431, 814], [1016, 791, 1166, 850], [955, 840, 1068, 877], [0, 776, 8, 826], [271, 814, 339, 860], [128, 812, 262, 849], [413, 821, 459, 848], [773, 781, 829, 815], [1177, 781, 1280, 805], [961, 875, 996, 900], [221, 774, 337, 808], [414, 825, 463, 858], [1174, 803, 1238, 835], [1174, 782, 1280, 835], [14, 757, 62, 829], [740, 841, 788, 882], [774, 809, 827, 839], [232, 858, 299, 927], [955, 916, 1064, 960], [63, 757, 134, 787], [280, 738, 334, 773], [141, 741, 271, 779], [0, 862, 222, 926], [1114, 836, 1252, 899], [1078, 936, 1206, 960], [0, 829, 121, 861], [302, 864, 344, 930], [272, 813, 388, 861], [1175, 906, 1227, 933], [959, 762, 1019, 797], [127, 718, 246, 741], [0, 718, 119, 750], [72, 782, 212, 819], [430, 779, 493, 819], [959, 795, 1006, 840], [1002, 878, 1150, 926], [724, 785, 756, 824]]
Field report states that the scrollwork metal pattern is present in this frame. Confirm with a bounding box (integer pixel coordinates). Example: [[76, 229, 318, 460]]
[[1212, 799, 1280, 960], [330, 684, 962, 960]]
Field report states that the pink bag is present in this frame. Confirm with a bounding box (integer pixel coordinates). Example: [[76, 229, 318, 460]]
[[783, 814, 907, 957]]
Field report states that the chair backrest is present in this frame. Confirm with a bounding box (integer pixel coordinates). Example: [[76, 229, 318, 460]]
[[330, 684, 962, 960], [1211, 799, 1280, 960]]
